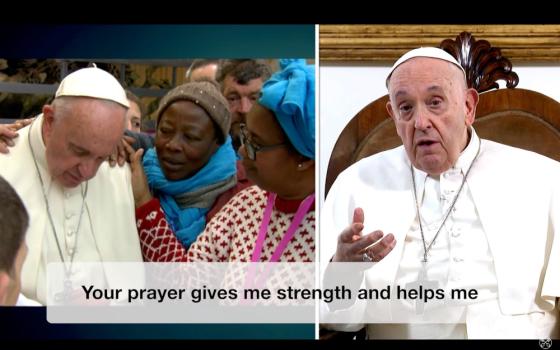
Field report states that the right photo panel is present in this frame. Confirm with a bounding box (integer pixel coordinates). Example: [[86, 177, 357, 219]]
[[319, 24, 560, 340]]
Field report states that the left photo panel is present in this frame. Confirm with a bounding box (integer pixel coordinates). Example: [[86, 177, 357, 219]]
[[0, 24, 316, 340]]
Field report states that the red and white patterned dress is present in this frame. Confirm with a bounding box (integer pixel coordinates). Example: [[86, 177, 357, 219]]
[[136, 186, 315, 262]]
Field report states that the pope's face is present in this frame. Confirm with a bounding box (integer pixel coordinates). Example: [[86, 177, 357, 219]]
[[43, 98, 127, 188], [386, 57, 478, 176]]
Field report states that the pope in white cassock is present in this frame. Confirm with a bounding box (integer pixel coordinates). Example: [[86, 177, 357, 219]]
[[0, 67, 142, 305], [321, 47, 560, 338]]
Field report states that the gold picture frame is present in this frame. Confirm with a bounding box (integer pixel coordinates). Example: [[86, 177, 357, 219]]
[[319, 25, 560, 63]]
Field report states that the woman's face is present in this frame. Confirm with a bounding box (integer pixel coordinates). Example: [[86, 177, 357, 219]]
[[239, 103, 302, 196], [155, 100, 219, 181]]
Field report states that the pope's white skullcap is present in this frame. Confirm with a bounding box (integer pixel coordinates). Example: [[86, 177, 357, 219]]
[[386, 47, 466, 88], [55, 65, 129, 108]]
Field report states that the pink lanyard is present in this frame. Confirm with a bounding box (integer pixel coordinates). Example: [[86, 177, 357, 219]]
[[250, 192, 315, 262]]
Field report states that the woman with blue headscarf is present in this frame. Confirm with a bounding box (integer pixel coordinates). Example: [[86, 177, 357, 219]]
[[138, 59, 316, 262]]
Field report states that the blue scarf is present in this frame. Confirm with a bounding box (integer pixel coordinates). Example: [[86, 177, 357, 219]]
[[143, 136, 237, 248]]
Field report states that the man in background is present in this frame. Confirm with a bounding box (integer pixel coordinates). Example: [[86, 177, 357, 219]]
[[216, 59, 272, 152], [185, 59, 219, 82], [124, 90, 145, 133]]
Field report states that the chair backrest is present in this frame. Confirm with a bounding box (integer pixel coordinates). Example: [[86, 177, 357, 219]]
[[325, 32, 560, 195]]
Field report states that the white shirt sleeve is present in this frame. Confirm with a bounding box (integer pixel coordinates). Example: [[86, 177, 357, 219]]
[[16, 293, 42, 306]]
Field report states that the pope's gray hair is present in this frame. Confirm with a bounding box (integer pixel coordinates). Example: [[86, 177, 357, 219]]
[[51, 96, 127, 121]]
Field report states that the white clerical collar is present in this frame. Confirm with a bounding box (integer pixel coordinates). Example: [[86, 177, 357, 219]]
[[454, 126, 480, 175], [28, 113, 54, 191], [411, 127, 480, 202]]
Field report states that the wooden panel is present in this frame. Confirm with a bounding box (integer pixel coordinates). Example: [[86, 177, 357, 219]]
[[320, 25, 560, 63]]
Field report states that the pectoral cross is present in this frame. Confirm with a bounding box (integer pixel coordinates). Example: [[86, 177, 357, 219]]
[[404, 262, 438, 315], [54, 279, 78, 304]]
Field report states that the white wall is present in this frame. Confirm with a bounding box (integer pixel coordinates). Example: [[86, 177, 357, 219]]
[[319, 63, 560, 205]]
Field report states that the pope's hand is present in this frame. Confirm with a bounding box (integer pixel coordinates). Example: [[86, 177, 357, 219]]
[[332, 207, 396, 262]]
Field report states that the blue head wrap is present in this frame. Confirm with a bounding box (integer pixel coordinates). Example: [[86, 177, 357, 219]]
[[258, 59, 315, 159]]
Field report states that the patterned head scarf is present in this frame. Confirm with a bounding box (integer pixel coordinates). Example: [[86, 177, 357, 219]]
[[258, 59, 315, 159]]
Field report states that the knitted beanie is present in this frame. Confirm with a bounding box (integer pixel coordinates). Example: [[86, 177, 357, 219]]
[[156, 81, 231, 141]]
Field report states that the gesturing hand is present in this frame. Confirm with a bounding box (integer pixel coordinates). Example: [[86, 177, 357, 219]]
[[332, 208, 396, 262]]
